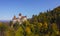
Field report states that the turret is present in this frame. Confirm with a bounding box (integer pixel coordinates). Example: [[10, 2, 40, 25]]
[[18, 13, 22, 19], [19, 13, 22, 16], [13, 15, 16, 20], [12, 15, 17, 24]]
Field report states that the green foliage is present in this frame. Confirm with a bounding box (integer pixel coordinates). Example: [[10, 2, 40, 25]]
[[0, 6, 60, 36], [0, 22, 9, 36], [15, 26, 24, 36]]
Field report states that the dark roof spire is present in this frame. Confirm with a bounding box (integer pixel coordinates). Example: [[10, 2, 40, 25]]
[[19, 13, 22, 16], [13, 15, 16, 20]]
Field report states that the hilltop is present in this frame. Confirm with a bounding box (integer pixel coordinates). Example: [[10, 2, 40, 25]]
[[0, 6, 60, 36], [29, 6, 60, 30]]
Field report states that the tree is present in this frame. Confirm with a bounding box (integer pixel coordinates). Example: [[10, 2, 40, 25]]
[[15, 26, 24, 36], [51, 23, 59, 36], [0, 23, 8, 36]]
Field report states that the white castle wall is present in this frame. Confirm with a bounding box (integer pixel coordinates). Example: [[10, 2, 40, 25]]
[[12, 14, 27, 24]]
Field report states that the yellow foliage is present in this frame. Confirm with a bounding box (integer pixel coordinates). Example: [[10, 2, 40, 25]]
[[25, 27, 31, 34], [5, 31, 10, 36], [35, 34, 39, 36], [0, 22, 2, 26], [45, 34, 49, 36], [52, 23, 58, 29], [43, 22, 48, 28], [56, 31, 60, 35], [37, 23, 42, 29], [15, 27, 24, 36], [39, 23, 42, 27]]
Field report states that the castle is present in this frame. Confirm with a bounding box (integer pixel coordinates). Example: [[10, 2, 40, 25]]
[[12, 13, 27, 24]]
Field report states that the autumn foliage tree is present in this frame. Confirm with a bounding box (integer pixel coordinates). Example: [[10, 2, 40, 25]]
[[0, 6, 60, 36]]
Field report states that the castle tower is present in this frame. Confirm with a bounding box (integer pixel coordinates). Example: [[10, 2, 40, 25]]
[[12, 15, 17, 24], [11, 15, 17, 28], [18, 13, 22, 19], [13, 15, 16, 20], [12, 13, 27, 25], [19, 13, 22, 16]]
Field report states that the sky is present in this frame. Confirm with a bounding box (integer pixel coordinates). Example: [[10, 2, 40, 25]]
[[0, 0, 60, 20]]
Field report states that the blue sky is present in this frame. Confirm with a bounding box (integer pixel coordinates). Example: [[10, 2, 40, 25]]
[[0, 0, 60, 20]]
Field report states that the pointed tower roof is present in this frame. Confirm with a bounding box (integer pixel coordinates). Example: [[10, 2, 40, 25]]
[[19, 13, 22, 16], [13, 15, 16, 20]]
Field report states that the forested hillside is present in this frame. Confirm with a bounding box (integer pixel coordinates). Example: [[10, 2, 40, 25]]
[[0, 6, 60, 36], [29, 6, 60, 30]]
